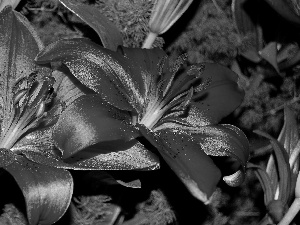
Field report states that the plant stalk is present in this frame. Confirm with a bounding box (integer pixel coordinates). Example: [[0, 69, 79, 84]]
[[142, 31, 158, 49], [278, 198, 300, 225]]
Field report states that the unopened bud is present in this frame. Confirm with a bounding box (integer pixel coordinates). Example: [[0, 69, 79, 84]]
[[149, 0, 193, 35], [0, 0, 21, 12]]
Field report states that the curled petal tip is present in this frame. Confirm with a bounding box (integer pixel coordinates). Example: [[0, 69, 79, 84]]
[[223, 169, 245, 187]]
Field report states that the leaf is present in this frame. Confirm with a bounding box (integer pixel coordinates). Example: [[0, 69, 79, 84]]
[[278, 107, 299, 156], [0, 6, 45, 129], [254, 130, 292, 205], [248, 163, 274, 205], [3, 156, 73, 225], [116, 179, 141, 188], [240, 49, 262, 63], [259, 42, 280, 74], [59, 0, 123, 51], [278, 43, 300, 70], [264, 0, 300, 25], [53, 94, 139, 159]]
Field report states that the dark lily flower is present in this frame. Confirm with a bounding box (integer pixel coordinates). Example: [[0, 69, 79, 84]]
[[36, 38, 250, 204], [0, 6, 121, 225]]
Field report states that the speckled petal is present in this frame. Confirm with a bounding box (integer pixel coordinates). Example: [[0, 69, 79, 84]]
[[35, 38, 134, 111], [140, 125, 221, 204], [3, 156, 73, 225], [36, 38, 166, 113], [0, 148, 17, 166], [11, 128, 77, 169], [187, 124, 249, 167], [186, 63, 244, 126], [0, 6, 49, 129], [53, 94, 140, 159], [183, 124, 249, 186], [66, 141, 160, 170]]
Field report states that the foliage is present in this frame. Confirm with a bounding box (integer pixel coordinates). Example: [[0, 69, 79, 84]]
[[166, 0, 241, 66]]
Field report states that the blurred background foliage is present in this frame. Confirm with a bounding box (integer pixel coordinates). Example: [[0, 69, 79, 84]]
[[2, 0, 300, 224]]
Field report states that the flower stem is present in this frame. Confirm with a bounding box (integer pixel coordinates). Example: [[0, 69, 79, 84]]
[[278, 198, 300, 225], [142, 32, 158, 49]]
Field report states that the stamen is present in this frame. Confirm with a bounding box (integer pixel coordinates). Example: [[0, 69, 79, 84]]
[[0, 75, 54, 150], [139, 55, 195, 130], [13, 89, 28, 105]]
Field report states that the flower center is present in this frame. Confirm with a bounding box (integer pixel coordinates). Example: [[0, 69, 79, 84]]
[[138, 56, 206, 131], [0, 74, 54, 150], [139, 96, 165, 129]]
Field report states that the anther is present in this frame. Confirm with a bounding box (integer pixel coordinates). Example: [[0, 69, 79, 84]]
[[35, 101, 46, 118], [13, 89, 28, 105]]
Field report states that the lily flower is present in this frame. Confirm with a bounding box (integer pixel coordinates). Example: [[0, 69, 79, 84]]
[[36, 37, 250, 204], [0, 6, 126, 225]]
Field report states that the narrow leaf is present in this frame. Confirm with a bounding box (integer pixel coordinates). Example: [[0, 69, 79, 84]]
[[259, 42, 280, 74], [254, 130, 292, 205], [248, 163, 274, 205], [59, 0, 123, 51], [278, 107, 299, 155]]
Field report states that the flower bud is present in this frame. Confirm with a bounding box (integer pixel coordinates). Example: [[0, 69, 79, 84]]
[[0, 0, 21, 12], [149, 0, 193, 35]]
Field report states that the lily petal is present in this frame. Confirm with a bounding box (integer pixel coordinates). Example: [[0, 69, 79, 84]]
[[0, 6, 48, 128], [36, 38, 166, 112], [0, 148, 17, 167], [185, 63, 244, 126], [3, 156, 73, 225], [139, 125, 221, 204], [68, 141, 160, 170], [12, 128, 79, 169], [53, 94, 140, 159], [186, 124, 249, 176]]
